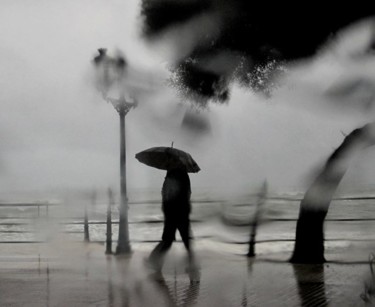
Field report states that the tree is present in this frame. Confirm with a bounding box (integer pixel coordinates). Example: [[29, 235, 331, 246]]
[[290, 122, 375, 263], [141, 0, 375, 103], [140, 1, 375, 263]]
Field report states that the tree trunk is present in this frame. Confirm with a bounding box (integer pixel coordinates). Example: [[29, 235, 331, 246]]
[[290, 123, 375, 264]]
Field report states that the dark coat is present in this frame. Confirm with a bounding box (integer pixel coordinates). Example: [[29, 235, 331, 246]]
[[162, 169, 191, 216]]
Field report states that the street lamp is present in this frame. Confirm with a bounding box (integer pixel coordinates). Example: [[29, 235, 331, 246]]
[[92, 49, 137, 254]]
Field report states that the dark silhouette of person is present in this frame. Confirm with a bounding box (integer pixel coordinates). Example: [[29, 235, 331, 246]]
[[147, 167, 196, 272]]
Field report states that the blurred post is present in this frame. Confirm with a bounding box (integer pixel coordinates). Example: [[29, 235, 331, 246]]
[[84, 204, 90, 242], [247, 181, 267, 257], [106, 188, 114, 254]]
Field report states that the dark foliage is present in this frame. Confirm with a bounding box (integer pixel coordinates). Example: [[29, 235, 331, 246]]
[[171, 61, 229, 105], [141, 0, 375, 102], [142, 0, 211, 35]]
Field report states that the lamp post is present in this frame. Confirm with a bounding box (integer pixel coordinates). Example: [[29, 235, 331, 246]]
[[108, 94, 136, 254], [93, 49, 137, 254]]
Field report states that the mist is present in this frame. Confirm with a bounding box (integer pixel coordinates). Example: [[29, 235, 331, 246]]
[[0, 0, 375, 204]]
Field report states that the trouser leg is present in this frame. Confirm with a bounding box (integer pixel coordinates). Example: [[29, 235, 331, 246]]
[[148, 218, 176, 270], [148, 240, 173, 270], [178, 217, 200, 282], [177, 217, 195, 263], [178, 218, 191, 251]]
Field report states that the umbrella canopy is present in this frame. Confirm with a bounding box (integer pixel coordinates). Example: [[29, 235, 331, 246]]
[[135, 146, 200, 173]]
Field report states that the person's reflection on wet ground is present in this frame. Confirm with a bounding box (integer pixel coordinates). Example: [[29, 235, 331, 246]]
[[148, 268, 201, 307], [292, 264, 328, 307], [361, 253, 375, 303]]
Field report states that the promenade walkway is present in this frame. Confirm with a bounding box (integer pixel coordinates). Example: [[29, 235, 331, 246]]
[[0, 240, 374, 306]]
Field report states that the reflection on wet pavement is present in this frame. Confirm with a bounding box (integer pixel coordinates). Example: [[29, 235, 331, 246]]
[[0, 243, 372, 306], [293, 264, 327, 307]]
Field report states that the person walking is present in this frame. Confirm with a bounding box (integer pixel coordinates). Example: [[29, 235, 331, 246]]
[[147, 167, 195, 272], [135, 145, 200, 279]]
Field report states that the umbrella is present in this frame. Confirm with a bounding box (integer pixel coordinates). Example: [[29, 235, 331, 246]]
[[135, 146, 200, 173]]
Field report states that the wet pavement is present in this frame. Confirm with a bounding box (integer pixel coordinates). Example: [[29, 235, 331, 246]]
[[0, 242, 374, 306]]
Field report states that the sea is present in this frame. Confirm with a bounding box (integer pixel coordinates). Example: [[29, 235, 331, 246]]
[[2, 188, 375, 259]]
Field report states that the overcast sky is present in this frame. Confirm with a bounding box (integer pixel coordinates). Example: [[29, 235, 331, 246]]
[[1, 0, 375, 201]]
